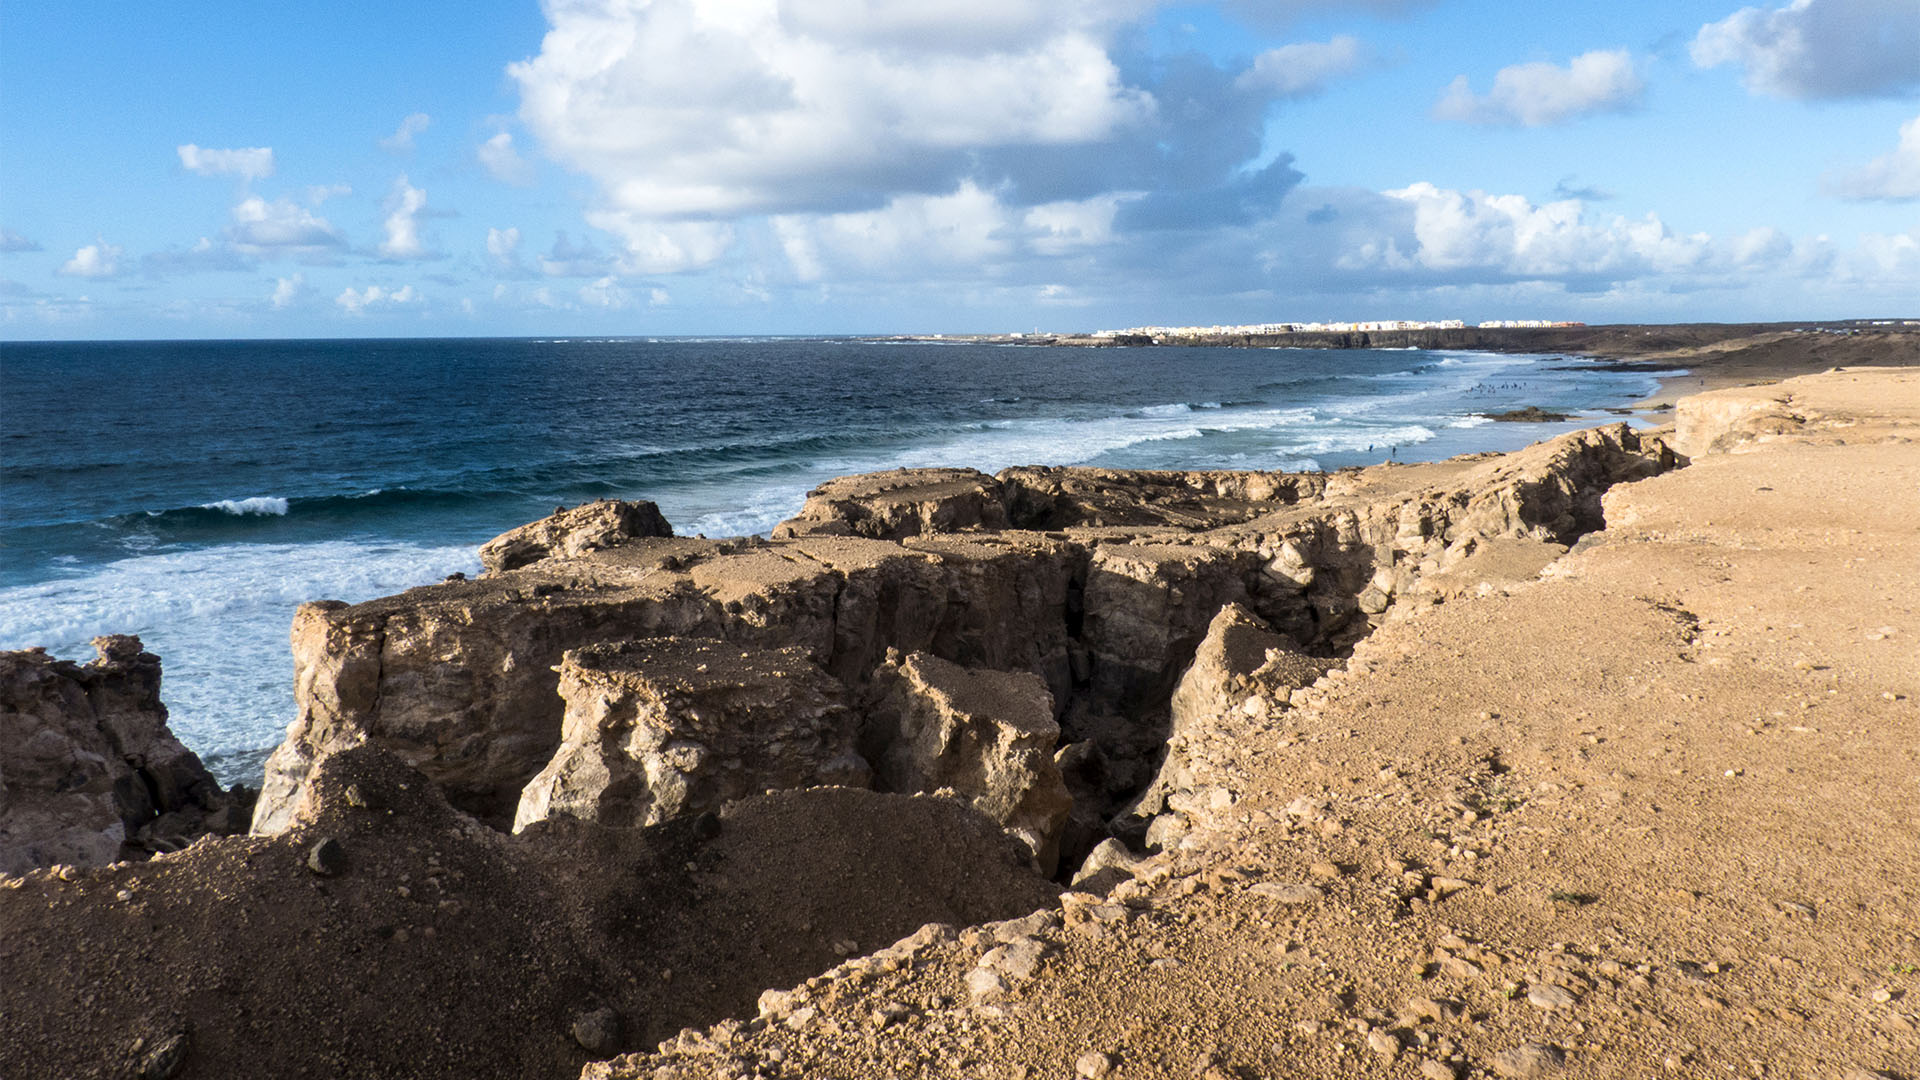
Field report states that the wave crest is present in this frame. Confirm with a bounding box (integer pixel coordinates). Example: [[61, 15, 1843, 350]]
[[198, 496, 290, 517]]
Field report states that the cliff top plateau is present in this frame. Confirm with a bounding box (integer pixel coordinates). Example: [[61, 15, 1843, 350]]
[[1, 354, 1915, 1080]]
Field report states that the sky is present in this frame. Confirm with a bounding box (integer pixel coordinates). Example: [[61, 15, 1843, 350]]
[[1, 0, 1916, 339]]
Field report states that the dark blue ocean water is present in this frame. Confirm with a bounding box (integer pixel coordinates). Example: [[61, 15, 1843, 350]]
[[0, 337, 1663, 781]]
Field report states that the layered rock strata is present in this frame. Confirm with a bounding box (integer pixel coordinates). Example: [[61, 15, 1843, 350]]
[[864, 651, 1072, 874], [0, 636, 250, 875], [253, 423, 1674, 855], [513, 639, 868, 832]]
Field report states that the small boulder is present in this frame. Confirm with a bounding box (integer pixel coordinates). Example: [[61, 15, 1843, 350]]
[[570, 1007, 621, 1054], [478, 499, 672, 574], [306, 837, 347, 876]]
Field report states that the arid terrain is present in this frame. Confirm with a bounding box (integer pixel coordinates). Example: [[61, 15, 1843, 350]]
[[2, 329, 1916, 1080]]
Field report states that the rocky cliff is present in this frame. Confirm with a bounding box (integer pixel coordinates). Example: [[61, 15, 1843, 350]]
[[0, 636, 251, 875], [252, 423, 1674, 879]]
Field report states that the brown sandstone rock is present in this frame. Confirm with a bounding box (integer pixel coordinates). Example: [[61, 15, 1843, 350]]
[[773, 468, 1009, 540], [0, 636, 248, 875], [513, 638, 869, 831], [478, 498, 673, 574], [864, 651, 1072, 873]]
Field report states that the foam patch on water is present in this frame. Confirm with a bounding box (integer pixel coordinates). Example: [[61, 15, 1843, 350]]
[[198, 496, 290, 516], [0, 539, 479, 785]]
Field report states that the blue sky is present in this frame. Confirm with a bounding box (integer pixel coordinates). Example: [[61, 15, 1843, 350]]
[[1, 0, 1915, 338]]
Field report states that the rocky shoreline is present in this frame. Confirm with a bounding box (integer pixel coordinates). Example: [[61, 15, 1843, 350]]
[[3, 363, 1916, 1079]]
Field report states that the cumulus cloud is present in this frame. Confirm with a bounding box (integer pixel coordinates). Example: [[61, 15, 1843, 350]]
[[1824, 114, 1920, 200], [336, 283, 419, 314], [486, 226, 523, 269], [271, 273, 305, 309], [380, 176, 429, 258], [379, 113, 431, 152], [509, 0, 1155, 248], [58, 239, 124, 278], [1237, 36, 1368, 98], [1329, 182, 1769, 288], [177, 144, 276, 181], [579, 213, 737, 275], [478, 132, 536, 186], [1435, 50, 1644, 126], [1692, 0, 1920, 100], [0, 227, 42, 253], [578, 276, 632, 309], [226, 196, 344, 251]]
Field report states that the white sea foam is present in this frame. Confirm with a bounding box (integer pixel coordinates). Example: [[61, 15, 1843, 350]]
[[1138, 403, 1192, 417], [198, 496, 290, 516], [0, 539, 479, 784]]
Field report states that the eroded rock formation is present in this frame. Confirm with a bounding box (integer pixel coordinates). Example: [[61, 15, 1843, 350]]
[[864, 651, 1072, 873], [513, 638, 868, 832], [253, 423, 1675, 862], [479, 498, 674, 573], [0, 636, 250, 874]]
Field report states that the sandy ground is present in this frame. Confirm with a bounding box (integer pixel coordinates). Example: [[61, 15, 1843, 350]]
[[605, 368, 1920, 1080], [1618, 330, 1920, 408]]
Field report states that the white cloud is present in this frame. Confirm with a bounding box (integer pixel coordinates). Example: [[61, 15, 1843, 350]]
[[58, 239, 124, 278], [177, 144, 275, 181], [1339, 183, 1715, 280], [772, 182, 1015, 281], [478, 132, 535, 186], [0, 228, 42, 253], [305, 183, 352, 205], [1237, 36, 1367, 98], [336, 284, 419, 314], [486, 226, 523, 268], [380, 113, 431, 152], [1435, 50, 1643, 126], [271, 273, 305, 309], [1023, 194, 1132, 255], [649, 287, 671, 306], [1824, 114, 1920, 201], [508, 0, 1156, 250], [227, 196, 344, 250], [1693, 0, 1920, 100], [578, 276, 632, 308], [581, 213, 736, 274], [380, 176, 429, 258]]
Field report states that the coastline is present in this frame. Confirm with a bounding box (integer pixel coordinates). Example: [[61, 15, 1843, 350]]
[[3, 339, 1918, 1079]]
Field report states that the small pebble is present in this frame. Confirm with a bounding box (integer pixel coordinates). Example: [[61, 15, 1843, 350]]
[[1367, 1029, 1402, 1059], [1527, 984, 1577, 1011], [1075, 1051, 1115, 1078], [1249, 883, 1324, 904], [1421, 1061, 1461, 1080], [306, 838, 346, 877], [1492, 1042, 1565, 1078]]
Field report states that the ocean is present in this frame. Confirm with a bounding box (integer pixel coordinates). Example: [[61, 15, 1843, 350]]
[[0, 337, 1665, 784]]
